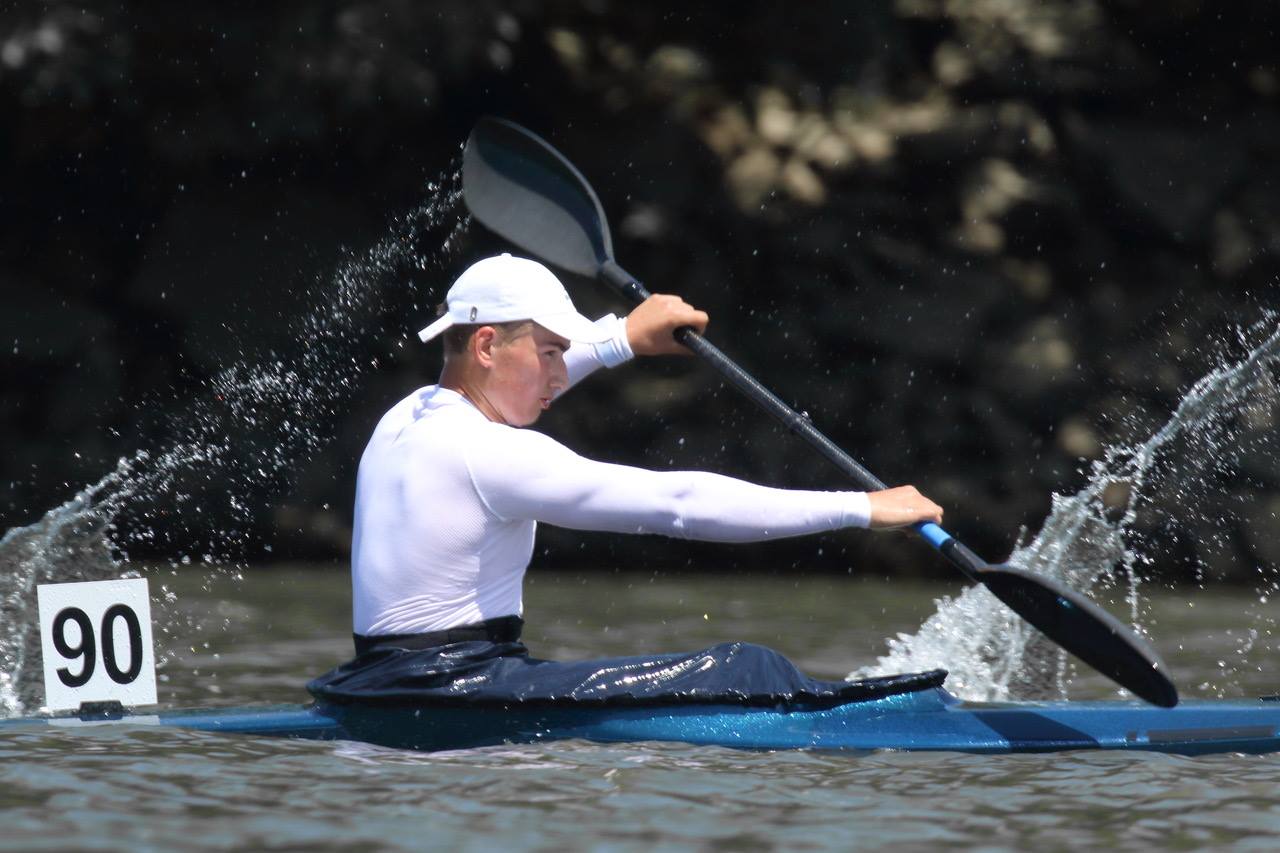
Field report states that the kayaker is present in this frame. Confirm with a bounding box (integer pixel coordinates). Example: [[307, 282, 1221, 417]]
[[309, 253, 944, 707]]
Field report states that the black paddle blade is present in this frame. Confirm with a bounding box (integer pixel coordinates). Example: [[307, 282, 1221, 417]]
[[463, 117, 614, 277], [978, 565, 1179, 708]]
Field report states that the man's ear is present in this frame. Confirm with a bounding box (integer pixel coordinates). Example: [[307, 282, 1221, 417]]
[[471, 326, 499, 367]]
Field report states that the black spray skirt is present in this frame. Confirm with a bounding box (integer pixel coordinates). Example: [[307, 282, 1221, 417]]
[[307, 639, 946, 709]]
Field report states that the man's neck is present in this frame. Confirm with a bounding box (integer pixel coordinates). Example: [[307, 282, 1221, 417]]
[[439, 364, 507, 425]]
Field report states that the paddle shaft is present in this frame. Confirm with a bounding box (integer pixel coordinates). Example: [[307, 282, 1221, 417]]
[[599, 260, 983, 581], [459, 116, 1178, 706]]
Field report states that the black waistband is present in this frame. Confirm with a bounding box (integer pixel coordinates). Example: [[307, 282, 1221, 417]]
[[353, 615, 524, 656]]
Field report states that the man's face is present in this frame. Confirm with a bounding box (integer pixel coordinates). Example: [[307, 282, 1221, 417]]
[[484, 323, 570, 426]]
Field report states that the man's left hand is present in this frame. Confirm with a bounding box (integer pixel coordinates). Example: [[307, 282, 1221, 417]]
[[625, 294, 710, 356]]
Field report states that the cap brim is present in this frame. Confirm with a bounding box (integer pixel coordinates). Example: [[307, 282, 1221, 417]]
[[533, 310, 614, 344], [417, 314, 455, 343]]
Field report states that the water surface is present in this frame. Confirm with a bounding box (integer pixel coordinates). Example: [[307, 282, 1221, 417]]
[[2, 569, 1278, 851]]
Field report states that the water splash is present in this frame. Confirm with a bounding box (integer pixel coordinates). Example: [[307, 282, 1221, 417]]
[[853, 319, 1280, 701], [0, 169, 468, 714]]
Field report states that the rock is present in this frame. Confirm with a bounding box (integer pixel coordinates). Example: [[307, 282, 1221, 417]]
[[1064, 118, 1251, 241]]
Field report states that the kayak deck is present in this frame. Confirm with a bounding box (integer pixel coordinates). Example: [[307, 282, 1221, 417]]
[[6, 687, 1280, 756]]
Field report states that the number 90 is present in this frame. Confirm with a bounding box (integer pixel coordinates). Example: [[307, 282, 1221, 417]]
[[51, 604, 144, 688]]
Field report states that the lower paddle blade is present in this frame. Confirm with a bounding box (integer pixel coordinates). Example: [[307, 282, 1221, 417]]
[[978, 565, 1179, 708], [463, 118, 614, 278]]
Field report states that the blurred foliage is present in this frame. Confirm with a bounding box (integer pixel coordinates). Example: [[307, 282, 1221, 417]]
[[1, 0, 1278, 581]]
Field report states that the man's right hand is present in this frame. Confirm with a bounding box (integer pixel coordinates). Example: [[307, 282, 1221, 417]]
[[866, 485, 944, 529]]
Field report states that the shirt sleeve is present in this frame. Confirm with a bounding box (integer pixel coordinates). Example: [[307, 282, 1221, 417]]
[[562, 314, 634, 392], [463, 426, 870, 542]]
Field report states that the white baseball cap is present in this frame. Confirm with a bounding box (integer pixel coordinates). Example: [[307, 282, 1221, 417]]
[[418, 254, 611, 344]]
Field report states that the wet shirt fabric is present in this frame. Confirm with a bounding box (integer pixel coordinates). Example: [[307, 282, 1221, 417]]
[[307, 638, 947, 709], [352, 316, 872, 637]]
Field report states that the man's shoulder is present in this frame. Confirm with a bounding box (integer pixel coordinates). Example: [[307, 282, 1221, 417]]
[[375, 385, 460, 428], [362, 385, 442, 448], [366, 386, 574, 459], [366, 386, 423, 433], [374, 385, 528, 446]]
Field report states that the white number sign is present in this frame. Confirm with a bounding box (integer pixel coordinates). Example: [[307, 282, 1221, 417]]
[[37, 578, 158, 712]]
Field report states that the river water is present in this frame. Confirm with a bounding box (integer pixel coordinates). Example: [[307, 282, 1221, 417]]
[[2, 568, 1278, 851], [2, 174, 1278, 847]]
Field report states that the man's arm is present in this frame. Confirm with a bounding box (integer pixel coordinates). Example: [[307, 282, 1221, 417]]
[[465, 427, 941, 541], [562, 314, 633, 390], [561, 294, 711, 392], [545, 293, 941, 531]]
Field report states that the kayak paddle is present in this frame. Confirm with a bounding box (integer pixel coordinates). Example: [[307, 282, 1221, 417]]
[[460, 117, 1179, 709]]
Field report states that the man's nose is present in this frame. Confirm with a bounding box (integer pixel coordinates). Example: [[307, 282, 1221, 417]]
[[549, 360, 568, 391]]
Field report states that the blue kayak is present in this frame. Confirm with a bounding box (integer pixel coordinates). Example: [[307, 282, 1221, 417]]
[[8, 680, 1280, 756]]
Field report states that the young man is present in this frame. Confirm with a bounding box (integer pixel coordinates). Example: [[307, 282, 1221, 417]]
[[309, 254, 943, 706]]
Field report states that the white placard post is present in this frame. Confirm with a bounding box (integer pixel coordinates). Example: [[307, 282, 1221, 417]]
[[36, 578, 158, 712]]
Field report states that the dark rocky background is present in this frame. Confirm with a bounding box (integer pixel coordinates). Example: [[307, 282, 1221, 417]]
[[2, 0, 1277, 582]]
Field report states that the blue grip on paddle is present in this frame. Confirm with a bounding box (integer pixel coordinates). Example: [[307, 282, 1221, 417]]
[[914, 522, 952, 550]]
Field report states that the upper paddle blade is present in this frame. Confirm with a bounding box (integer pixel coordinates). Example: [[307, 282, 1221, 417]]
[[463, 117, 614, 277], [978, 565, 1179, 707]]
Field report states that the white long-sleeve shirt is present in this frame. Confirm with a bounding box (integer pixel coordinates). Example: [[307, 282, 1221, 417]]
[[352, 316, 871, 635]]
